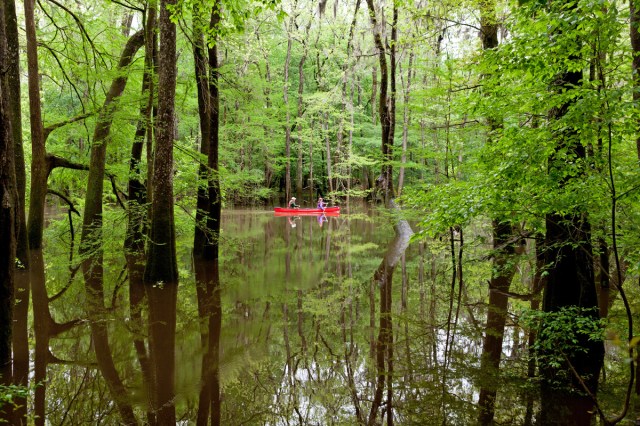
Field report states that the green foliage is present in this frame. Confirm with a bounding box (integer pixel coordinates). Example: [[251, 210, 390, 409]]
[[521, 307, 604, 376], [0, 383, 29, 412]]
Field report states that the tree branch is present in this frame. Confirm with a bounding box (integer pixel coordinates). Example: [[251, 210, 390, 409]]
[[46, 154, 89, 175], [47, 188, 81, 216], [44, 111, 97, 140]]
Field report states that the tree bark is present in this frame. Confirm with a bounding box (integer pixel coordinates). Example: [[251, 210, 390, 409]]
[[192, 0, 211, 259], [284, 13, 294, 201], [540, 3, 604, 420], [397, 52, 413, 197], [296, 38, 308, 199], [0, 2, 18, 417], [23, 1, 48, 422], [203, 4, 222, 262], [192, 2, 222, 423], [144, 0, 179, 422], [24, 0, 46, 251], [365, 0, 395, 205], [4, 0, 29, 421], [125, 16, 156, 421]]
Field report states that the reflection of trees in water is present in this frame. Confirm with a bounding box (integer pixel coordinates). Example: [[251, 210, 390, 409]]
[[13, 208, 624, 424]]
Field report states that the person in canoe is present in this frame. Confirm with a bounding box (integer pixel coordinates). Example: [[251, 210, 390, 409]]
[[317, 197, 327, 211], [289, 197, 299, 208]]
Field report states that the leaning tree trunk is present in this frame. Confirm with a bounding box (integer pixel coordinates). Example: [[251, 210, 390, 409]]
[[126, 28, 155, 426], [144, 0, 179, 422], [79, 29, 144, 426]]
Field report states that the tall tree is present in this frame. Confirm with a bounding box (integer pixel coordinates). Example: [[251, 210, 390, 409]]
[[539, 1, 604, 422], [283, 4, 295, 201], [192, 0, 223, 422], [0, 0, 18, 418], [124, 6, 157, 422], [3, 0, 29, 421], [365, 0, 396, 205], [23, 1, 48, 421], [144, 0, 179, 421]]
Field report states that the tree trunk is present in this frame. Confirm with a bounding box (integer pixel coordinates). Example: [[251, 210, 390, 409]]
[[24, 0, 46, 251], [365, 0, 395, 205], [296, 44, 308, 199], [540, 4, 604, 419], [192, 0, 211, 259], [23, 1, 47, 422], [397, 52, 413, 197], [367, 212, 413, 425], [203, 4, 221, 262], [4, 0, 29, 421], [324, 112, 334, 195], [476, 4, 519, 424], [125, 7, 156, 424], [284, 16, 293, 201], [0, 3, 18, 416], [144, 0, 179, 422], [193, 3, 223, 423], [79, 29, 144, 426]]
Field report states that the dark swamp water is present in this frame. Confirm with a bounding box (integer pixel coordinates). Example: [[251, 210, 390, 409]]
[[9, 206, 633, 425]]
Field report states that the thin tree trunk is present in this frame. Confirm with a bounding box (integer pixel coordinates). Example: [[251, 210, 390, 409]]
[[324, 113, 334, 194], [296, 40, 308, 199], [284, 12, 294, 201], [397, 52, 413, 197]]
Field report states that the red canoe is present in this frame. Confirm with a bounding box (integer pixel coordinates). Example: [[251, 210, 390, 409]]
[[274, 206, 340, 215]]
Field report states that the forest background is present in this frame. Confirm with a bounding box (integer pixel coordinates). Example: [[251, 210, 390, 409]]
[[1, 0, 640, 423]]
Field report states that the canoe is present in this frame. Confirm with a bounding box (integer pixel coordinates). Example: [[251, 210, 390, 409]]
[[274, 206, 340, 215]]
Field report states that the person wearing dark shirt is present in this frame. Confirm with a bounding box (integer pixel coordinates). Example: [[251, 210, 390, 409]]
[[289, 197, 299, 208]]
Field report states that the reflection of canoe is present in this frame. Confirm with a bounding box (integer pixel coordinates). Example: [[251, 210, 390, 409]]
[[274, 206, 340, 215]]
